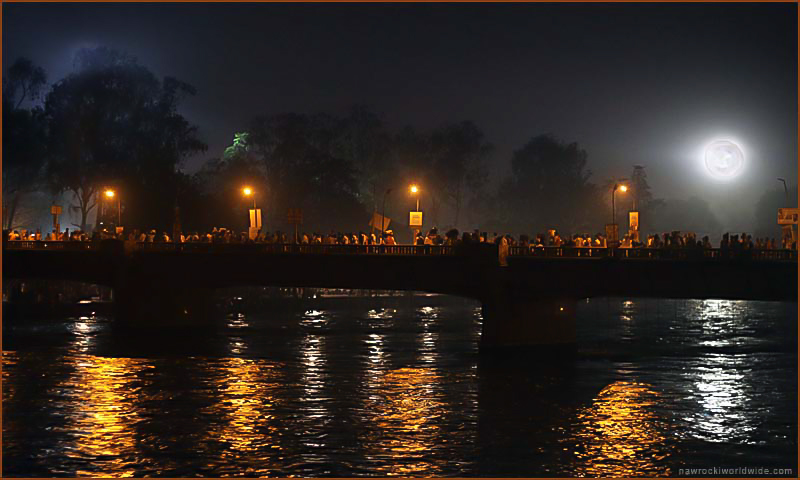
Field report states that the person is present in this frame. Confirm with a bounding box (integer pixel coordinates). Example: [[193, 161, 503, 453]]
[[445, 228, 459, 245], [385, 230, 396, 245]]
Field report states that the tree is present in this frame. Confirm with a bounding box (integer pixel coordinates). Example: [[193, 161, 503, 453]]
[[2, 58, 48, 230], [246, 112, 366, 232], [650, 196, 722, 239], [492, 134, 601, 235], [332, 105, 392, 214], [428, 121, 492, 228], [189, 132, 267, 231], [2, 57, 47, 109], [629, 165, 665, 233], [44, 47, 206, 231]]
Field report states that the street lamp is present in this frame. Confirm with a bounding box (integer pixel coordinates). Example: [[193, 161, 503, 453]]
[[104, 188, 121, 227], [778, 178, 789, 206], [409, 184, 422, 241], [242, 186, 256, 209], [409, 184, 420, 211]]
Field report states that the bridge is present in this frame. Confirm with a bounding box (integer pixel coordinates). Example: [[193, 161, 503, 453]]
[[3, 240, 797, 349]]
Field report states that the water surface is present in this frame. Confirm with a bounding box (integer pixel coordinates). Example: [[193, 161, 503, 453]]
[[2, 295, 797, 477]]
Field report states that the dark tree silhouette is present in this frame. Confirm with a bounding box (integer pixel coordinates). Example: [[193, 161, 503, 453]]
[[491, 134, 601, 235], [44, 47, 206, 231], [332, 105, 392, 214], [2, 57, 47, 109], [245, 112, 366, 232], [189, 133, 268, 231], [428, 121, 492, 227], [650, 196, 722, 239], [629, 165, 665, 233], [2, 57, 48, 230]]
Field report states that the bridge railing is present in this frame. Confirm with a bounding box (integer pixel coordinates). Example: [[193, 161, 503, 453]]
[[507, 246, 608, 258], [5, 240, 797, 261], [132, 242, 459, 255], [507, 246, 797, 261], [2, 240, 100, 250]]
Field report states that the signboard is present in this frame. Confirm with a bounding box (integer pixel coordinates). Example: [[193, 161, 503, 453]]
[[409, 211, 423, 227], [777, 208, 798, 225], [369, 212, 390, 232], [249, 208, 262, 229], [287, 208, 303, 225], [50, 205, 62, 215], [629, 211, 639, 231], [605, 223, 619, 243], [115, 227, 124, 235]]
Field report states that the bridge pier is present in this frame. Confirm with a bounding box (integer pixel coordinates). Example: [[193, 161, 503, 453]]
[[480, 293, 577, 350]]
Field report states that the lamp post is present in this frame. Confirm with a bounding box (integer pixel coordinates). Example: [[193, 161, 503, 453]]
[[778, 178, 789, 206], [410, 184, 420, 211], [104, 189, 120, 227], [242, 186, 256, 209], [409, 184, 421, 241], [611, 183, 627, 229]]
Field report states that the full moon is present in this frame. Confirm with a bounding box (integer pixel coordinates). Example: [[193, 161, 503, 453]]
[[704, 140, 744, 180]]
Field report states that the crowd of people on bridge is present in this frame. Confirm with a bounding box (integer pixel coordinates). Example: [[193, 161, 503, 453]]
[[4, 225, 792, 251]]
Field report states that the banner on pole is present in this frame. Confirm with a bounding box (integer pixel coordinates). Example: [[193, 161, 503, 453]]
[[369, 212, 390, 232], [409, 211, 423, 227], [287, 208, 303, 225]]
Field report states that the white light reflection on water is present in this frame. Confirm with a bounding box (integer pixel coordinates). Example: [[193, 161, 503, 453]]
[[227, 312, 249, 329], [298, 309, 332, 463], [681, 300, 757, 443], [619, 299, 636, 341], [417, 306, 441, 365]]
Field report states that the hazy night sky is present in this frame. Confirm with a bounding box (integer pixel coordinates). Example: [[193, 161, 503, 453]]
[[3, 2, 797, 230]]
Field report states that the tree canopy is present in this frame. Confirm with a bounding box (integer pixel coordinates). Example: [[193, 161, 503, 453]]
[[43, 47, 206, 231]]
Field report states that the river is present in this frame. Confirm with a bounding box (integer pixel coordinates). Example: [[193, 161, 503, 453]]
[[2, 293, 797, 477]]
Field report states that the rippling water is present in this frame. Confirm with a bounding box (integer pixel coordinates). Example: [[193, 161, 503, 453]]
[[2, 295, 797, 477]]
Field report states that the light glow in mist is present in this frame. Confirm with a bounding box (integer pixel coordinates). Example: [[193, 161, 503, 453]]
[[703, 140, 745, 180]]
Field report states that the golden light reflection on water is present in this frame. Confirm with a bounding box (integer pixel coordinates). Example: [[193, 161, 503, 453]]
[[60, 353, 151, 477], [2, 350, 19, 402], [363, 367, 447, 476], [571, 381, 671, 477], [204, 357, 283, 459]]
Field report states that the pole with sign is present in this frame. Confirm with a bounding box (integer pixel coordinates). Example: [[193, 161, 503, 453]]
[[51, 205, 62, 237], [409, 211, 423, 241], [605, 223, 619, 246], [287, 208, 303, 243], [628, 211, 639, 242], [778, 208, 798, 249]]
